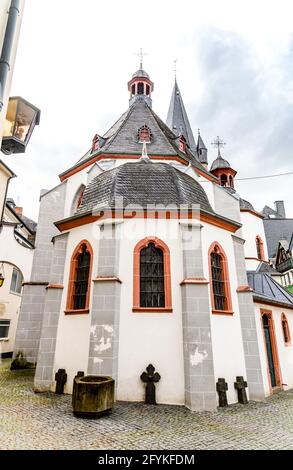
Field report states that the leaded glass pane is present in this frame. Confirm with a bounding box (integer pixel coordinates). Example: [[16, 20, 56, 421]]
[[211, 251, 226, 310], [73, 245, 90, 310], [140, 243, 165, 308]]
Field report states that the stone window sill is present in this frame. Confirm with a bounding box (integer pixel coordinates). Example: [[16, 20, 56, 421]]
[[0, 338, 9, 342], [64, 309, 89, 315], [132, 307, 173, 313], [212, 309, 234, 316]]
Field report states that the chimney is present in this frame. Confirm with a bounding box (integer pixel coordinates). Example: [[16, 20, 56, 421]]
[[274, 201, 286, 218], [15, 207, 23, 217]]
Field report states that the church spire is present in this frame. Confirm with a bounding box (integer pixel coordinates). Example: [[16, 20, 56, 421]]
[[166, 79, 196, 152], [196, 129, 208, 168]]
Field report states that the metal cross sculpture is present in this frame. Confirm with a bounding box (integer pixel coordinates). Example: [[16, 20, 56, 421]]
[[135, 48, 148, 69], [140, 364, 161, 404], [211, 136, 226, 157]]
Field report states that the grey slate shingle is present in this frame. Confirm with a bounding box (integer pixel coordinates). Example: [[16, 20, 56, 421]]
[[75, 159, 214, 215], [247, 271, 293, 309]]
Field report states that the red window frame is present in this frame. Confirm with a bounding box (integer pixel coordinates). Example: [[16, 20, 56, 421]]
[[133, 237, 172, 313]]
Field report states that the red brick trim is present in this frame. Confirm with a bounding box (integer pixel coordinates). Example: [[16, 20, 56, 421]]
[[46, 284, 64, 289], [65, 240, 93, 314], [64, 309, 89, 315], [240, 209, 264, 219], [236, 285, 253, 293], [59, 153, 219, 184], [260, 308, 283, 392], [55, 209, 240, 233], [256, 235, 265, 261], [133, 237, 172, 313], [208, 241, 233, 315], [281, 313, 291, 346]]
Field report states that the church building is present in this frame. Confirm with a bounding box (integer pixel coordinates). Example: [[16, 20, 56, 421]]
[[13, 65, 293, 411]]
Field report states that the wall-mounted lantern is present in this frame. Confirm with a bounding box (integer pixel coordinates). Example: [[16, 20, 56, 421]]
[[1, 96, 40, 154], [0, 264, 5, 287]]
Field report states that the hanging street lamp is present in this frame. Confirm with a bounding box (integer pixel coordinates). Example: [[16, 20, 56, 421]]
[[1, 96, 40, 154]]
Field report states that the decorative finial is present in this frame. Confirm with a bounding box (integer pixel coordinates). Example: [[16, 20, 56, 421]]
[[174, 59, 178, 79], [211, 136, 226, 158], [135, 48, 147, 69]]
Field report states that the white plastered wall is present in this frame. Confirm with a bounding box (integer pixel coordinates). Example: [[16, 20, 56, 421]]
[[201, 222, 249, 404], [240, 211, 268, 270]]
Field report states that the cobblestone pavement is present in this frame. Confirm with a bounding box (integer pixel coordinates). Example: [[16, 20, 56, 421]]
[[1, 360, 293, 450]]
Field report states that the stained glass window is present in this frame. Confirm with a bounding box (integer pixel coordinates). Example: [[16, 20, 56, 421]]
[[140, 243, 165, 308]]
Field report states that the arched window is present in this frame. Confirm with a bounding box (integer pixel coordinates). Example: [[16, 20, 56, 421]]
[[281, 313, 291, 345], [220, 174, 227, 187], [71, 184, 86, 215], [137, 124, 152, 143], [133, 237, 172, 312], [137, 82, 144, 94], [229, 175, 234, 188], [256, 236, 265, 260], [146, 84, 150, 96], [209, 242, 233, 314], [65, 240, 93, 314], [10, 267, 23, 294], [131, 84, 135, 96], [179, 135, 186, 153]]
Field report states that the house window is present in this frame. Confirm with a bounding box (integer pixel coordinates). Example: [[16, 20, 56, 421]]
[[209, 242, 233, 314], [133, 237, 172, 312], [281, 313, 291, 345], [0, 320, 10, 339], [10, 268, 23, 294], [65, 240, 93, 314], [256, 236, 265, 261], [179, 135, 186, 152], [137, 82, 144, 94]]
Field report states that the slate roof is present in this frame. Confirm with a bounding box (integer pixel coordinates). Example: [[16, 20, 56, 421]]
[[239, 198, 255, 211], [166, 80, 197, 151], [75, 159, 214, 215], [210, 155, 231, 172], [132, 68, 150, 79], [247, 271, 293, 309], [60, 99, 215, 181], [263, 218, 293, 258]]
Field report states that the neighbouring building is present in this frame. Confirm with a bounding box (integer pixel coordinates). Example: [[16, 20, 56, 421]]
[[13, 65, 293, 411], [0, 198, 36, 358]]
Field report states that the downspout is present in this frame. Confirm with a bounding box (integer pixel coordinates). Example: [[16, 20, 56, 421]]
[[0, 0, 20, 113]]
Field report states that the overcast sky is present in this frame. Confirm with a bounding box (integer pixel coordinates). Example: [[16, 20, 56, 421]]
[[3, 0, 293, 220]]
